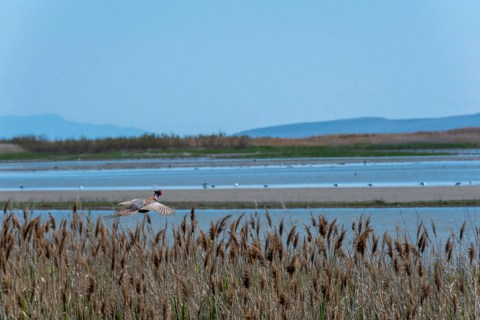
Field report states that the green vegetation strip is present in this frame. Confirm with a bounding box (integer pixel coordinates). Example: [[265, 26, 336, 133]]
[[4, 199, 480, 211], [0, 145, 449, 161]]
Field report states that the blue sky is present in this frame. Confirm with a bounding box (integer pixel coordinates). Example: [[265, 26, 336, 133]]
[[1, 1, 479, 135]]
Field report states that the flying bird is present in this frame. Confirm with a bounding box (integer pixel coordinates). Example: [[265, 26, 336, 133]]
[[105, 190, 175, 220]]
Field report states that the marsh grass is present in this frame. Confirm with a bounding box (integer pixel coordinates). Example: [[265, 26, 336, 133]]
[[1, 205, 480, 319]]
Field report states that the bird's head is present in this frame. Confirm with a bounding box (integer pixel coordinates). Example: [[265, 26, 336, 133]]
[[153, 190, 163, 199]]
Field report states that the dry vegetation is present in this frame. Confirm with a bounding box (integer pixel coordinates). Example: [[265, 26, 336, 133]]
[[3, 134, 251, 154], [1, 205, 480, 319], [2, 127, 480, 155], [253, 127, 480, 146]]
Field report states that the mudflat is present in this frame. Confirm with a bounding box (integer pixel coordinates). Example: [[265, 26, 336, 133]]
[[3, 186, 480, 205]]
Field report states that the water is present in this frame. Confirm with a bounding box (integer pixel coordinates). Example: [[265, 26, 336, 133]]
[[1, 158, 480, 191], [4, 158, 479, 248], [20, 206, 480, 244]]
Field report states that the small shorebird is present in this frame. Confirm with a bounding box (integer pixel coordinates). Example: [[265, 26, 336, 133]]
[[105, 190, 175, 220]]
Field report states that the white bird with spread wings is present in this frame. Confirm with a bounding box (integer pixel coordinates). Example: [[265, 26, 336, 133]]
[[105, 190, 175, 220]]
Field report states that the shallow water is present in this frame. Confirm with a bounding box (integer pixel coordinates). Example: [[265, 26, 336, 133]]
[[1, 158, 480, 191]]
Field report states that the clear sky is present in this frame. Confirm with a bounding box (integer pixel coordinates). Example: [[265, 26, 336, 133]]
[[1, 1, 479, 135]]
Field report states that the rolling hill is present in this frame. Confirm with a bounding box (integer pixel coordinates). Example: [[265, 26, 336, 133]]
[[0, 114, 147, 140], [236, 114, 480, 138]]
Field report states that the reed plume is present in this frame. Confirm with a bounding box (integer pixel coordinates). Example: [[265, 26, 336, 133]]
[[0, 208, 476, 319]]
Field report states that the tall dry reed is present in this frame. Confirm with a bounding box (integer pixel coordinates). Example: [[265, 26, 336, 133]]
[[0, 206, 479, 319]]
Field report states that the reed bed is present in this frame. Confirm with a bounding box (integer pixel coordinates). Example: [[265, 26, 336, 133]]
[[254, 127, 480, 146], [1, 206, 480, 319]]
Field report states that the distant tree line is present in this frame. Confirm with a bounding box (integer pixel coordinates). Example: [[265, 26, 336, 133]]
[[3, 127, 480, 154], [3, 134, 252, 154]]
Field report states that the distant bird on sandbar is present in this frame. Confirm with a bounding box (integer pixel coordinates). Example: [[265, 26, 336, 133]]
[[420, 182, 427, 186], [105, 190, 175, 220]]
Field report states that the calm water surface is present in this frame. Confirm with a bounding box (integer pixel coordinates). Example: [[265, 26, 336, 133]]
[[1, 158, 480, 191]]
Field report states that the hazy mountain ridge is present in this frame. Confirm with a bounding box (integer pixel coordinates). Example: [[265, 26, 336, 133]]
[[236, 114, 480, 138], [0, 114, 147, 140], [3, 113, 480, 140]]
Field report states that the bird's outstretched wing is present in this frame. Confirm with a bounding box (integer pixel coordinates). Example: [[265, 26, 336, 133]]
[[104, 209, 139, 221], [142, 202, 175, 216]]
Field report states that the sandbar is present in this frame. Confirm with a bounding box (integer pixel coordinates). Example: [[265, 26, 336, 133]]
[[2, 186, 480, 207]]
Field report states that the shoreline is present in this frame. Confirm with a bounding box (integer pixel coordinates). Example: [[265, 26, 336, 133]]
[[3, 186, 480, 209]]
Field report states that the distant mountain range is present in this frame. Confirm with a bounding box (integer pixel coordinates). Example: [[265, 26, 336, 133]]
[[3, 113, 480, 140], [236, 113, 480, 138], [0, 114, 147, 140]]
